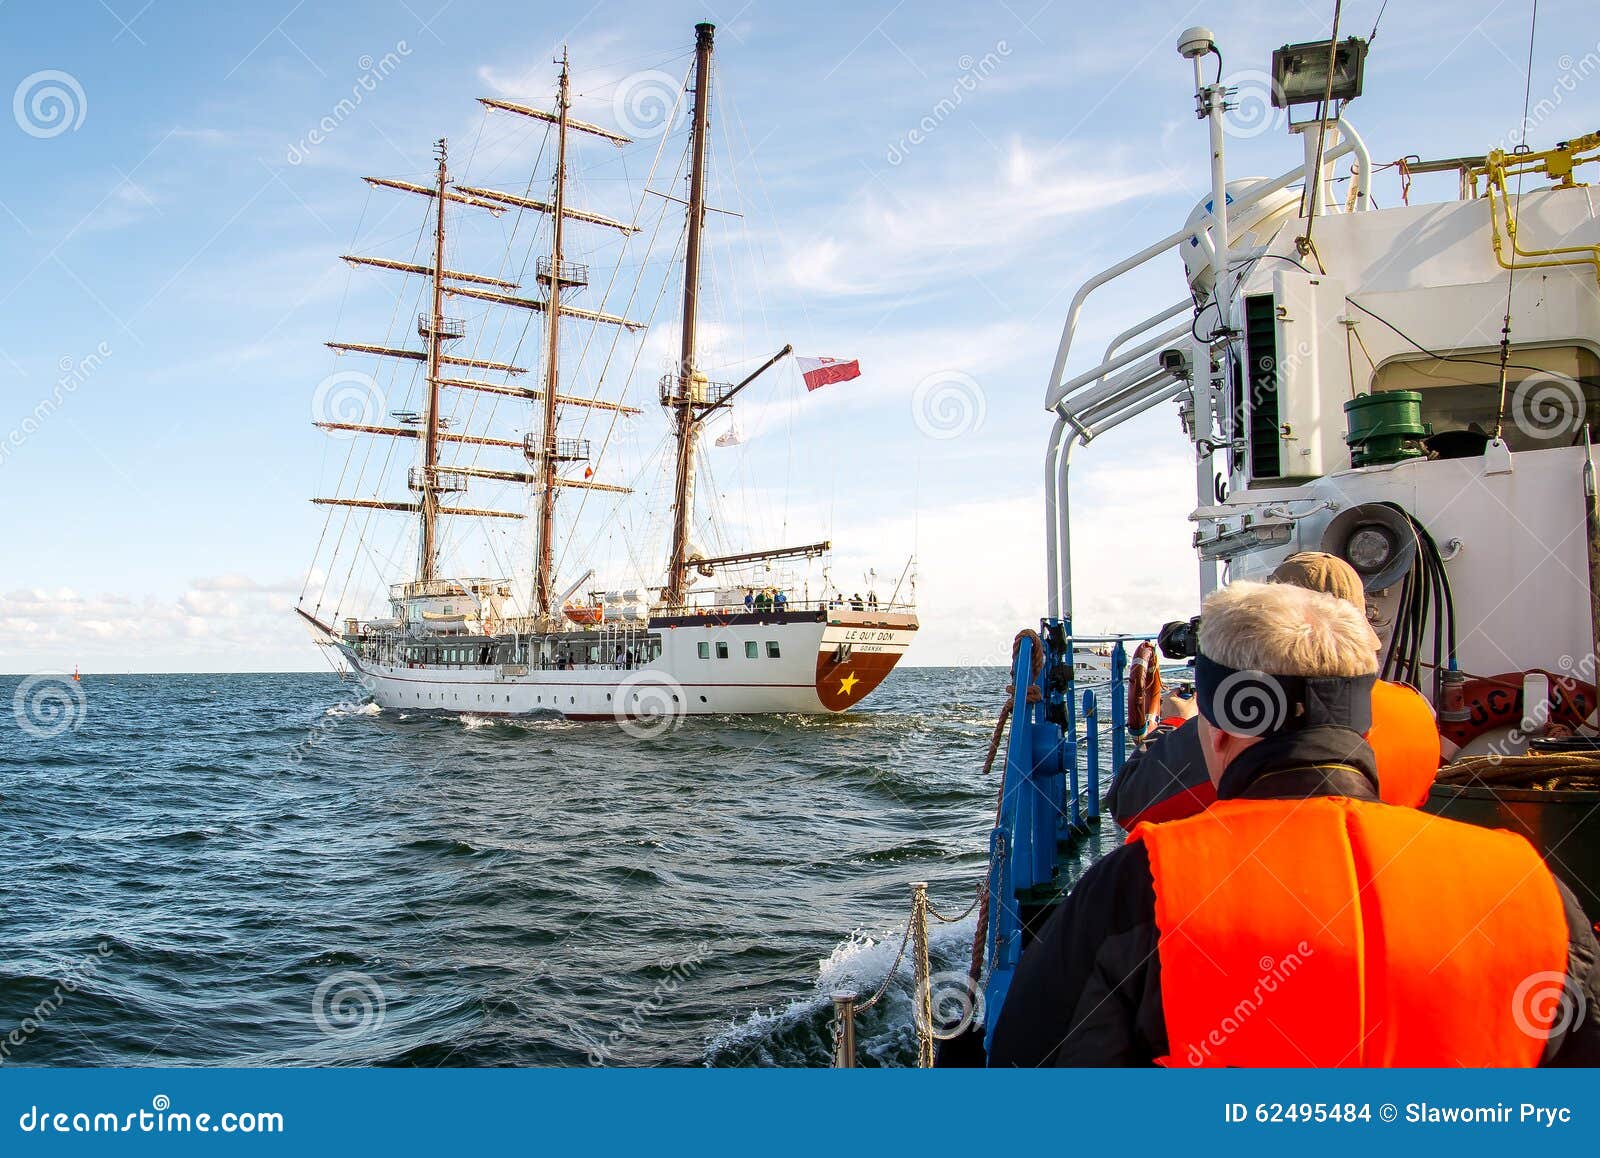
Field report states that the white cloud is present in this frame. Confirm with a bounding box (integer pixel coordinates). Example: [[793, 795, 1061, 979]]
[[778, 137, 1169, 297], [0, 576, 339, 673]]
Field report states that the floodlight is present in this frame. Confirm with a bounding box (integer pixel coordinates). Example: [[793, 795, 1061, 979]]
[[1270, 37, 1368, 109]]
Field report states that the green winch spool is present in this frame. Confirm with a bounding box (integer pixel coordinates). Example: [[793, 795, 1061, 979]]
[[1343, 391, 1430, 467]]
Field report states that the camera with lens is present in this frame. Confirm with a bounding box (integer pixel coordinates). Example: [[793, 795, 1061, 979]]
[[1158, 615, 1202, 660]]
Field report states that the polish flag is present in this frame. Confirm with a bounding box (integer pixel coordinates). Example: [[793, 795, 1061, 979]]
[[796, 355, 861, 392]]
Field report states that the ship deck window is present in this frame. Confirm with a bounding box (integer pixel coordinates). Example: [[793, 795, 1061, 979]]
[[715, 642, 730, 659], [697, 642, 710, 659], [1372, 345, 1600, 453], [767, 641, 781, 659], [745, 641, 759, 659]]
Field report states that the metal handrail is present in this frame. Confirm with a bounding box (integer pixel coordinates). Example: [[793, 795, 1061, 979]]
[[983, 630, 1148, 1054], [1043, 123, 1369, 413], [1043, 123, 1372, 620]]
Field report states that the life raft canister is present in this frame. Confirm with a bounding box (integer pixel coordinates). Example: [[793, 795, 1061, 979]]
[[1131, 796, 1568, 1067]]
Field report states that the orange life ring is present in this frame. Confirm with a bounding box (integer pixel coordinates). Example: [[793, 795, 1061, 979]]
[[1438, 669, 1597, 750], [1127, 641, 1163, 740]]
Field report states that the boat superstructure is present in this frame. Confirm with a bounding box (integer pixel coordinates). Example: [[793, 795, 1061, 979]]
[[296, 23, 917, 720], [829, 23, 1600, 1065]]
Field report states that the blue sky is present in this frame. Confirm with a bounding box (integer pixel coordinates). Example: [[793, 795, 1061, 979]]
[[2, 0, 1593, 671]]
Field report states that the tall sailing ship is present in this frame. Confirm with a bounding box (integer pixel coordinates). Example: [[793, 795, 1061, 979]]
[[295, 24, 917, 720]]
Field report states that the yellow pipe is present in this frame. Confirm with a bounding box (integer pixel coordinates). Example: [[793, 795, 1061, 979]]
[[1472, 137, 1600, 286]]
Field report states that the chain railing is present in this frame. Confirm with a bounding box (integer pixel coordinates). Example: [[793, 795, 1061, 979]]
[[830, 880, 987, 1068]]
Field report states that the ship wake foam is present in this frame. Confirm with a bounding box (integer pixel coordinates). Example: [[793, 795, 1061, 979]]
[[704, 914, 978, 1067]]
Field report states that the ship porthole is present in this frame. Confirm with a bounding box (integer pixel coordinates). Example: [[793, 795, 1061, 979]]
[[606, 694, 612, 701], [671, 694, 679, 703], [700, 695, 707, 703]]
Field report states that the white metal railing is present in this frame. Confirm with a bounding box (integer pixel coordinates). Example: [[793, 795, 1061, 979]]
[[1045, 125, 1371, 413], [1043, 120, 1372, 619]]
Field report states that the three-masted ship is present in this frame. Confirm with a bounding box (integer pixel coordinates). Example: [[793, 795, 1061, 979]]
[[295, 24, 917, 720]]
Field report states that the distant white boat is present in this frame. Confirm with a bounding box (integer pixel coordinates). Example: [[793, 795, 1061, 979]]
[[1072, 647, 1113, 680]]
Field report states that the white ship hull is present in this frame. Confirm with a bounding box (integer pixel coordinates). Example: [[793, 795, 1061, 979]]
[[331, 609, 919, 719]]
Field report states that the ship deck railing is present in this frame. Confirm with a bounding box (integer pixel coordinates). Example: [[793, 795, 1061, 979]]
[[1042, 120, 1372, 620], [980, 625, 1161, 1055], [665, 597, 916, 615], [377, 655, 664, 672], [388, 577, 504, 600]]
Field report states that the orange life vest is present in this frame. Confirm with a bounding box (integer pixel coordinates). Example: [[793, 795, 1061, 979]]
[[1131, 795, 1568, 1067], [1368, 680, 1440, 807]]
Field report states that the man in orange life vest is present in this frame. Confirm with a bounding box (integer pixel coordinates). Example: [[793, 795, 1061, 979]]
[[989, 581, 1600, 1066], [1105, 552, 1439, 829]]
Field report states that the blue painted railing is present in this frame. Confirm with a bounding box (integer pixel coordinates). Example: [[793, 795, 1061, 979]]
[[981, 622, 1154, 1054]]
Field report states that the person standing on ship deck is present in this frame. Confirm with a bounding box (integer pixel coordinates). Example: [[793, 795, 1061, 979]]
[[988, 581, 1600, 1068]]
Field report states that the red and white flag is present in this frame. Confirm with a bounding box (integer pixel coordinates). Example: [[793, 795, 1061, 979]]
[[796, 355, 861, 392]]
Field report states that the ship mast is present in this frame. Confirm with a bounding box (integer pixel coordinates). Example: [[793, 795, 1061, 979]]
[[658, 23, 823, 605], [312, 55, 660, 613], [664, 22, 716, 608], [534, 51, 572, 622], [418, 138, 450, 583]]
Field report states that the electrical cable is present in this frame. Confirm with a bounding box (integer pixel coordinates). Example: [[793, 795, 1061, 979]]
[[1491, 0, 1541, 441]]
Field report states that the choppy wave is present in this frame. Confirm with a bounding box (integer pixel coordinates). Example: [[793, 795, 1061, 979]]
[[324, 701, 382, 718]]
